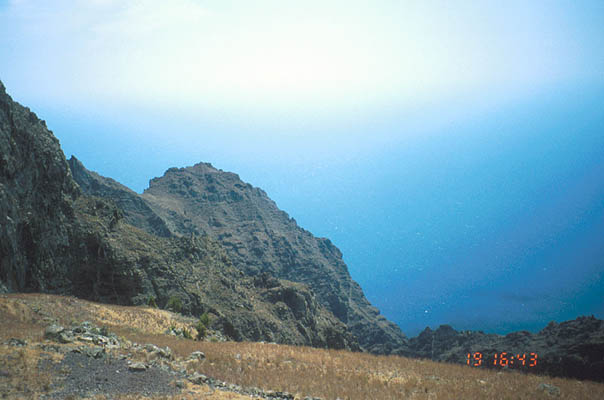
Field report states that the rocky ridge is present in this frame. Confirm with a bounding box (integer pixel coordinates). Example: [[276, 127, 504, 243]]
[[403, 316, 604, 382], [68, 156, 172, 238], [0, 80, 80, 294]]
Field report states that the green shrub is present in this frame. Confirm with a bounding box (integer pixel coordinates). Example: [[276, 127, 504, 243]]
[[147, 296, 158, 308], [195, 313, 210, 340], [166, 296, 183, 313], [195, 323, 207, 340], [199, 312, 210, 328]]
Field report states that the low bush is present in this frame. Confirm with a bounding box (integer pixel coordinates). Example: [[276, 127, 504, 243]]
[[195, 312, 210, 340], [147, 296, 158, 308], [165, 296, 183, 313], [183, 328, 193, 340]]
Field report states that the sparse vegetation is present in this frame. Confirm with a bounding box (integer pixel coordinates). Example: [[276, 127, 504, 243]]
[[165, 296, 183, 313], [195, 312, 211, 340], [0, 345, 56, 398], [196, 324, 207, 340], [182, 327, 193, 340], [199, 312, 210, 328], [2, 293, 604, 400]]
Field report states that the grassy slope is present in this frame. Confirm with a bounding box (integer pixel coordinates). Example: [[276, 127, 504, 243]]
[[1, 293, 603, 400]]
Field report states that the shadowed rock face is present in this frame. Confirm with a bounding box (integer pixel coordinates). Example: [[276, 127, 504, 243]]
[[403, 316, 604, 382], [0, 80, 79, 293]]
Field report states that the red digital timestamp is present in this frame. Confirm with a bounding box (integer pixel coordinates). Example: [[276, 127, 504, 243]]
[[466, 352, 538, 368]]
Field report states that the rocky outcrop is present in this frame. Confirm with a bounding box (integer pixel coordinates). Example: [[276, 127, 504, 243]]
[[403, 316, 604, 382], [0, 80, 145, 302], [140, 163, 407, 354]]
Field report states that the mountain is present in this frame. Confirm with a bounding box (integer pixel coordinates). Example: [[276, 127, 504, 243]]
[[403, 316, 604, 382], [66, 149, 407, 354], [138, 162, 407, 354], [0, 80, 402, 352]]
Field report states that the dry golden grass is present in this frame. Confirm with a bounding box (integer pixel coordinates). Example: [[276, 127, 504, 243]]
[[176, 341, 604, 399], [91, 303, 195, 336], [0, 345, 61, 399], [0, 293, 197, 338], [1, 293, 603, 399]]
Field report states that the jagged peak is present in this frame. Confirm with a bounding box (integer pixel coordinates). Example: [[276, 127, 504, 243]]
[[190, 161, 218, 172], [147, 161, 251, 193], [68, 155, 85, 169], [161, 162, 218, 176]]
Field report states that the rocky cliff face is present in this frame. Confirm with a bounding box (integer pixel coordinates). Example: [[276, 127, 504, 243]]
[[0, 80, 79, 293], [71, 193, 358, 349], [403, 316, 604, 382], [139, 163, 407, 354]]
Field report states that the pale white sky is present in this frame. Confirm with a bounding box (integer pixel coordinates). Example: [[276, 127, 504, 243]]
[[2, 0, 598, 124]]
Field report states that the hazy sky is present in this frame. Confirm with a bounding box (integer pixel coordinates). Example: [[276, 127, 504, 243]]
[[1, 0, 603, 335]]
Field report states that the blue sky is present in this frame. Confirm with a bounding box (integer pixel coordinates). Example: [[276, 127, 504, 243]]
[[1, 1, 603, 335]]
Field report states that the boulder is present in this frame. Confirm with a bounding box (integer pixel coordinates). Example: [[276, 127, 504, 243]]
[[44, 324, 65, 341], [128, 362, 147, 372], [188, 351, 206, 360]]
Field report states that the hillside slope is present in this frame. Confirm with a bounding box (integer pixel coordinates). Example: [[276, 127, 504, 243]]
[[3, 293, 603, 400]]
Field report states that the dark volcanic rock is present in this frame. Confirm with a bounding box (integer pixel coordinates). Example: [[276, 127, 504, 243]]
[[404, 316, 604, 382], [68, 187, 360, 350], [140, 162, 407, 354], [0, 80, 79, 293]]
